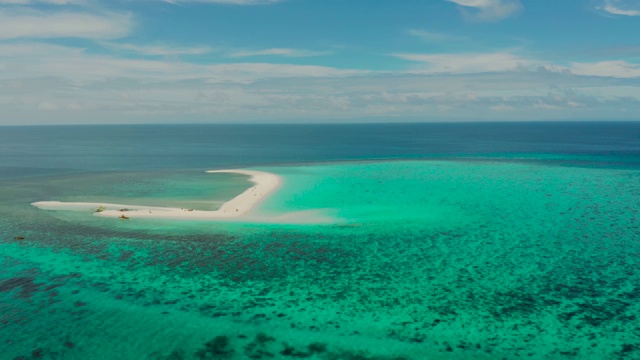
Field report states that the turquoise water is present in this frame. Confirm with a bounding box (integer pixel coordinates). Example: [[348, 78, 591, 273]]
[[1, 123, 640, 359]]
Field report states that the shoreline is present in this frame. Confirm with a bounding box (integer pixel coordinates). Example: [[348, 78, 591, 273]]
[[31, 169, 282, 220]]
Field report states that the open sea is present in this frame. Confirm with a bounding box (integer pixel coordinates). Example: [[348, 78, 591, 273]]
[[1, 122, 640, 359]]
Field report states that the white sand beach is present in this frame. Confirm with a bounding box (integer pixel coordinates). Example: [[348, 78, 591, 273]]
[[32, 169, 281, 220]]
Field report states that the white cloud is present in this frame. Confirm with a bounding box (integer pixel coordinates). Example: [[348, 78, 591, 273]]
[[489, 104, 514, 112], [601, 0, 640, 16], [36, 100, 58, 110], [446, 0, 522, 21], [1, 44, 640, 124], [228, 48, 332, 58], [103, 43, 213, 56], [0, 0, 86, 4], [570, 61, 640, 78], [406, 29, 466, 42], [533, 101, 562, 110], [394, 52, 536, 74], [0, 10, 132, 40], [0, 43, 361, 82], [2, 72, 639, 124], [395, 51, 640, 78], [165, 0, 283, 5]]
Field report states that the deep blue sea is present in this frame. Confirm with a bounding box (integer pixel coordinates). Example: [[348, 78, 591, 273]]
[[2, 122, 640, 175], [1, 122, 640, 359]]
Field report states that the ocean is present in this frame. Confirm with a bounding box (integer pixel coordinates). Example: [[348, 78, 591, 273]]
[[1, 122, 639, 359]]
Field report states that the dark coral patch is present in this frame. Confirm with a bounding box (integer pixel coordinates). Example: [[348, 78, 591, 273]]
[[0, 277, 40, 299]]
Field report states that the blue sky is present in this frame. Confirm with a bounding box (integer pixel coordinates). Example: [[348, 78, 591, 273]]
[[1, 0, 639, 124]]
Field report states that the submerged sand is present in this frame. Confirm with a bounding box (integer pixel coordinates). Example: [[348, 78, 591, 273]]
[[32, 169, 281, 220]]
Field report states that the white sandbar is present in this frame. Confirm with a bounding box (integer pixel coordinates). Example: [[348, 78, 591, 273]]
[[32, 169, 281, 220]]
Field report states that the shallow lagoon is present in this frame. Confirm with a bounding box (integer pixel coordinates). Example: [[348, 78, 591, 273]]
[[2, 157, 640, 359]]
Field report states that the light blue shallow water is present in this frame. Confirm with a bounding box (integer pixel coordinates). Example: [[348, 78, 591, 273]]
[[1, 123, 640, 359]]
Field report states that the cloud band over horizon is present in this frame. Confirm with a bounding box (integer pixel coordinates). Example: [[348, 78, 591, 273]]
[[0, 0, 639, 125]]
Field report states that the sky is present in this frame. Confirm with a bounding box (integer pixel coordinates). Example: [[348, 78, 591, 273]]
[[1, 0, 640, 125]]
